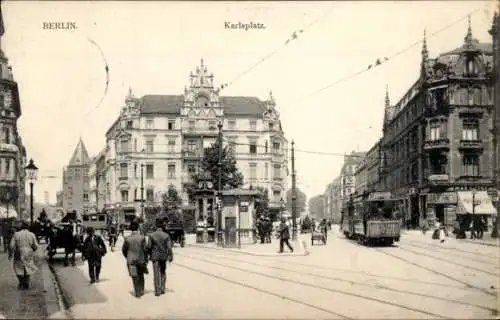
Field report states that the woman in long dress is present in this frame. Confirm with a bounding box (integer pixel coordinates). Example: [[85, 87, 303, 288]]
[[8, 220, 39, 290]]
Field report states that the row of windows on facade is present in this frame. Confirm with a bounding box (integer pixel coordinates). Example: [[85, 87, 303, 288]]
[[0, 126, 14, 144], [385, 88, 492, 138], [428, 118, 479, 141], [124, 118, 276, 132], [117, 137, 282, 154], [386, 154, 481, 190], [117, 162, 284, 180], [385, 118, 480, 166], [66, 167, 89, 177], [0, 158, 17, 178]]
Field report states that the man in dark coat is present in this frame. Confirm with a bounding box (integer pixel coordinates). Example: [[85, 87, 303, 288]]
[[122, 220, 149, 298], [147, 218, 173, 296], [82, 227, 107, 284], [278, 217, 293, 253]]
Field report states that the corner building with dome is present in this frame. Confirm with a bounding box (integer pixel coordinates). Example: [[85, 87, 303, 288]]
[[94, 59, 289, 223]]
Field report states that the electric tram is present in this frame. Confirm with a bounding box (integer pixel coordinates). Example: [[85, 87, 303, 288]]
[[341, 191, 401, 246]]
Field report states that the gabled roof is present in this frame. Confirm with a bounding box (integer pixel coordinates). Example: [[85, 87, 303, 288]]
[[139, 95, 267, 116], [68, 138, 90, 166]]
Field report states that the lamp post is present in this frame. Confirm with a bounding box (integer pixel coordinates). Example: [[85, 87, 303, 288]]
[[25, 159, 38, 226], [140, 163, 144, 221], [280, 197, 285, 220]]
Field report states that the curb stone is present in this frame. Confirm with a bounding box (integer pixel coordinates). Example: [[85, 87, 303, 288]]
[[47, 263, 73, 319]]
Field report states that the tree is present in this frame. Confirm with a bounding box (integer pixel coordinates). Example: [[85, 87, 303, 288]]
[[161, 184, 183, 225], [252, 186, 269, 218], [285, 188, 307, 214], [186, 139, 244, 199], [308, 195, 325, 219]]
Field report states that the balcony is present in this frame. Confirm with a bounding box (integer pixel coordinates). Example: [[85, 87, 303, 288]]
[[458, 139, 483, 151], [183, 126, 218, 137], [182, 149, 203, 159], [424, 138, 450, 151], [0, 143, 19, 152], [427, 174, 449, 185], [181, 172, 193, 184]]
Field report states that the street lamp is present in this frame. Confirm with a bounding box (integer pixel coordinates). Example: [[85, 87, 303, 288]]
[[280, 197, 285, 220], [25, 159, 38, 226]]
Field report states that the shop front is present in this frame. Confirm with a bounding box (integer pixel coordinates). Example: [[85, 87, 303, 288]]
[[425, 191, 457, 227]]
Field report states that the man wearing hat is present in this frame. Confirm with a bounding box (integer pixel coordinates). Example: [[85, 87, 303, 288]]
[[122, 220, 149, 298], [147, 218, 173, 296], [81, 227, 107, 284]]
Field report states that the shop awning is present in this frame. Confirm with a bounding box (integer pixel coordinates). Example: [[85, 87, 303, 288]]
[[0, 205, 18, 219], [456, 191, 497, 215]]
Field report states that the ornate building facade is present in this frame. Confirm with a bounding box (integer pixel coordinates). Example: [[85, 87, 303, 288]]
[[380, 22, 497, 228], [62, 139, 91, 213], [101, 59, 289, 221], [0, 7, 26, 219]]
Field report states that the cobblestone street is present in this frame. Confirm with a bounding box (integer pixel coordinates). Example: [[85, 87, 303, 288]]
[[47, 230, 499, 319]]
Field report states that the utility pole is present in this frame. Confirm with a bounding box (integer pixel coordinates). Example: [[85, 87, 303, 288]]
[[217, 121, 223, 246], [291, 140, 297, 240], [140, 164, 144, 220]]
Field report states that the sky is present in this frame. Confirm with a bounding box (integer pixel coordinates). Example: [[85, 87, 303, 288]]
[[1, 0, 497, 204]]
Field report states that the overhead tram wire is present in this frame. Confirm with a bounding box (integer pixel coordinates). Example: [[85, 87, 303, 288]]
[[294, 3, 491, 105], [217, 5, 337, 93]]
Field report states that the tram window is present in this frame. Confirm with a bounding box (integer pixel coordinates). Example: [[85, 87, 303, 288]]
[[99, 215, 106, 222], [83, 216, 89, 221], [91, 215, 97, 221]]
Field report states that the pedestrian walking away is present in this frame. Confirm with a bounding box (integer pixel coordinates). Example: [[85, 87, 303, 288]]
[[147, 218, 173, 296], [122, 220, 149, 298], [278, 217, 293, 253], [8, 220, 39, 290], [82, 227, 107, 284]]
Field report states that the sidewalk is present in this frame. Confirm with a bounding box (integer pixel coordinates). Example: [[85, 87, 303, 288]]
[[0, 247, 62, 319], [185, 234, 309, 256]]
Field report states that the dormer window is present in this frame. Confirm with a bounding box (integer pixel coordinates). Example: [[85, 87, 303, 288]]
[[269, 122, 274, 130], [466, 57, 478, 77], [126, 121, 133, 129]]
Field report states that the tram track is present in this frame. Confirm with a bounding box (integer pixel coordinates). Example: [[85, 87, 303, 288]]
[[395, 245, 499, 276], [177, 252, 452, 319], [372, 247, 497, 297], [403, 238, 500, 261], [402, 240, 499, 267], [189, 243, 478, 291], [181, 249, 497, 314], [174, 262, 352, 319]]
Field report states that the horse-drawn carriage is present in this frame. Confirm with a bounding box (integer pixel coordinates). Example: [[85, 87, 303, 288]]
[[164, 222, 186, 247], [47, 214, 85, 266]]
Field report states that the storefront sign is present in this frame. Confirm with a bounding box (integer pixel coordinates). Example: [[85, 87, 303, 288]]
[[368, 192, 391, 200], [427, 192, 457, 204]]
